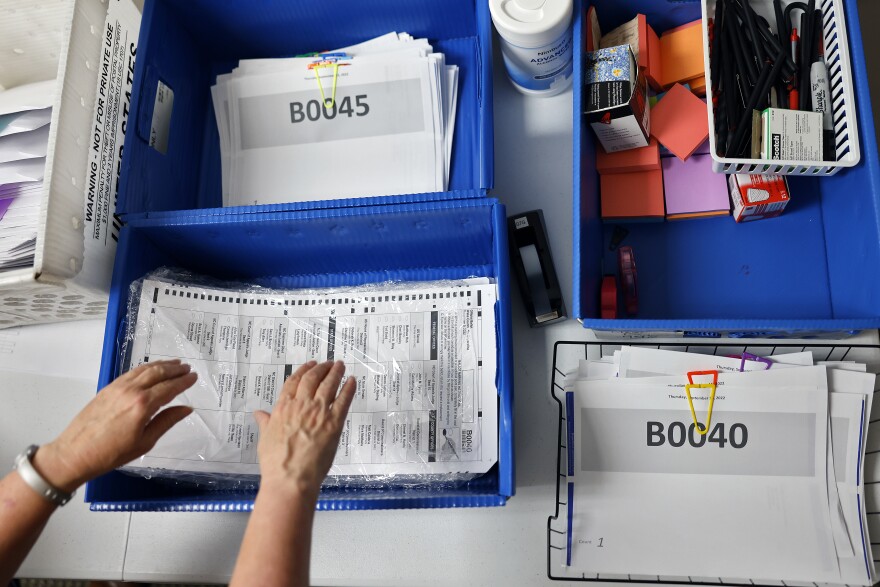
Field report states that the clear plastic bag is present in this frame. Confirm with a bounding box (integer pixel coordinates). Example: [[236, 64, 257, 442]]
[[119, 268, 499, 492]]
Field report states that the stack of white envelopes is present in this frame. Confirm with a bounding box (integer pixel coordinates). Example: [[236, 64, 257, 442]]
[[0, 80, 53, 271], [212, 32, 459, 207]]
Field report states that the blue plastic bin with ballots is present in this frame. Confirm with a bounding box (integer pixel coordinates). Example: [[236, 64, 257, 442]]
[[88, 0, 513, 511], [573, 0, 880, 337]]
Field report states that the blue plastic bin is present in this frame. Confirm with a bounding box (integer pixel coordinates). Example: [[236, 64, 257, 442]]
[[119, 0, 492, 216], [573, 0, 880, 337], [88, 0, 513, 511]]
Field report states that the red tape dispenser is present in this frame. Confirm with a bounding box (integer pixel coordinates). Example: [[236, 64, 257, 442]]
[[617, 246, 638, 316], [600, 276, 618, 319]]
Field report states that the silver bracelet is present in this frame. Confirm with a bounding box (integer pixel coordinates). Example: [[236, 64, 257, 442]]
[[13, 445, 75, 506]]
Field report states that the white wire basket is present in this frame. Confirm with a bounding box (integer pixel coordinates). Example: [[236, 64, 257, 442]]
[[702, 0, 861, 175]]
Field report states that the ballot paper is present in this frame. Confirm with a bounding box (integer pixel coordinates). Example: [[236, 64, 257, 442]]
[[212, 32, 458, 206], [122, 273, 498, 481], [566, 348, 877, 585]]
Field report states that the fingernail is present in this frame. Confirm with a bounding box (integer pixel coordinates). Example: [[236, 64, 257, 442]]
[[307, 360, 317, 367], [335, 360, 345, 368]]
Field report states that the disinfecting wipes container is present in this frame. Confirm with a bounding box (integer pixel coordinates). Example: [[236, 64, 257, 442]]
[[489, 0, 574, 96]]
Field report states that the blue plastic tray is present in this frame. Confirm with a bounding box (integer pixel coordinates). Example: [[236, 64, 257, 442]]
[[89, 0, 511, 511], [572, 0, 880, 337], [88, 199, 514, 511], [119, 0, 493, 218]]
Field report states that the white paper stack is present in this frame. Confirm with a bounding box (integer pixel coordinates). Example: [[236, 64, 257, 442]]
[[212, 32, 459, 207], [0, 80, 54, 271], [564, 347, 877, 585]]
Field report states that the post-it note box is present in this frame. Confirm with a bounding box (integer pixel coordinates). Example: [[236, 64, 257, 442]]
[[646, 23, 662, 90], [600, 169, 664, 221], [597, 138, 660, 174], [584, 45, 650, 153]]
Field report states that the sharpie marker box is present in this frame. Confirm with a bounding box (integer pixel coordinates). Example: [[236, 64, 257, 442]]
[[729, 174, 791, 223], [584, 44, 649, 153]]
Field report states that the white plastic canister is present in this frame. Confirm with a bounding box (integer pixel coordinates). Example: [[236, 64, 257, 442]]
[[489, 0, 574, 96]]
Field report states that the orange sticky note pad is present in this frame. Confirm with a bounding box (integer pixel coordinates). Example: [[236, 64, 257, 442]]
[[687, 74, 707, 96], [632, 15, 649, 72], [597, 138, 660, 174], [586, 6, 599, 52], [650, 83, 710, 161], [659, 19, 705, 88], [601, 170, 665, 221], [646, 24, 662, 90]]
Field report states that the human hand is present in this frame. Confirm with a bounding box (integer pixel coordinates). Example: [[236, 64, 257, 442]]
[[33, 359, 198, 493], [254, 360, 356, 502]]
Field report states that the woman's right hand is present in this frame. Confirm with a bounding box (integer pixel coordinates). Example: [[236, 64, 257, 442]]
[[253, 360, 356, 501]]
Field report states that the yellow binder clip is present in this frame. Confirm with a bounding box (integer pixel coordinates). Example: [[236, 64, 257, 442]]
[[685, 370, 718, 435], [308, 53, 349, 110]]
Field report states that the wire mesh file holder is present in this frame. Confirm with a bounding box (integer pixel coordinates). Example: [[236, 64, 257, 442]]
[[547, 340, 880, 584]]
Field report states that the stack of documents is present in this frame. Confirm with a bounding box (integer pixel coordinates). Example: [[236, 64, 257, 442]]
[[121, 271, 497, 484], [212, 32, 459, 207], [0, 80, 54, 270], [565, 346, 877, 585]]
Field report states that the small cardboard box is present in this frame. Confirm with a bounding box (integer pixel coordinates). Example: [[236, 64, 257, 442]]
[[761, 108, 824, 162], [584, 44, 649, 153], [729, 174, 791, 223]]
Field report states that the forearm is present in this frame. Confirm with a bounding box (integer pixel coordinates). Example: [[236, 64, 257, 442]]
[[0, 472, 57, 584], [231, 486, 317, 587], [0, 444, 83, 584]]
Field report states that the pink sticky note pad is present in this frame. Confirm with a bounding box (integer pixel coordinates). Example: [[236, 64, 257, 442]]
[[650, 83, 710, 161], [662, 154, 730, 218]]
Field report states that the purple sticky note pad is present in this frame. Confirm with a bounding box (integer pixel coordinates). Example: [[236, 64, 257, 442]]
[[692, 138, 711, 157], [662, 154, 730, 218]]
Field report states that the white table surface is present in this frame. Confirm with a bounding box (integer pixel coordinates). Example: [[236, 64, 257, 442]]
[[3, 35, 878, 586], [0, 380, 130, 581]]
